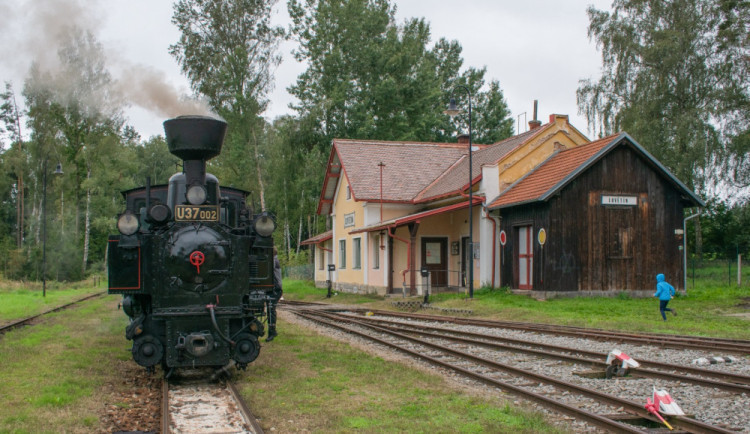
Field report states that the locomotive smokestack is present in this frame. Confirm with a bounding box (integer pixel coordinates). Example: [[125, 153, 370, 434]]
[[164, 115, 227, 186]]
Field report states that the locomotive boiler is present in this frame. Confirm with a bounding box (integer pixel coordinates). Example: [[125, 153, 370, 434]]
[[108, 115, 276, 372]]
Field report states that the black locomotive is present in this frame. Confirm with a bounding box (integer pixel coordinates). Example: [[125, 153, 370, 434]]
[[108, 115, 276, 371]]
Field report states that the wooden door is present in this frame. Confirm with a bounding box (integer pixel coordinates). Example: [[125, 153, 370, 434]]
[[421, 238, 447, 286], [517, 226, 533, 289], [605, 208, 636, 290]]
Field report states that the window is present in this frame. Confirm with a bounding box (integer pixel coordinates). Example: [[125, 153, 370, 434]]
[[372, 234, 380, 269], [318, 246, 325, 270], [339, 239, 347, 269], [346, 186, 351, 200], [353, 238, 361, 269]]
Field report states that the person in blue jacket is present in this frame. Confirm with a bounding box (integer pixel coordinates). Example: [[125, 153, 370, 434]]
[[654, 273, 677, 321]]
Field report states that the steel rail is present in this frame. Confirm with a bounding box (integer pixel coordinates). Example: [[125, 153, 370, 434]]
[[295, 311, 643, 433], [343, 312, 750, 387], [349, 315, 750, 394], [352, 309, 750, 354], [0, 291, 107, 336], [161, 379, 170, 434], [226, 380, 265, 434], [300, 309, 734, 434]]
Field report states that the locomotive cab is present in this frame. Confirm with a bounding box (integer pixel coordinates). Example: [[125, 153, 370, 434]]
[[108, 115, 277, 372]]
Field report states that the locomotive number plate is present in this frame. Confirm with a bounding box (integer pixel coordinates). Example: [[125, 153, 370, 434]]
[[175, 205, 219, 222]]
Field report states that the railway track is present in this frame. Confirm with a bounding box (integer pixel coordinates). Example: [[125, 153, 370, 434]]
[[347, 308, 750, 354], [161, 371, 264, 434], [291, 307, 747, 433], [338, 312, 750, 394], [0, 291, 107, 336]]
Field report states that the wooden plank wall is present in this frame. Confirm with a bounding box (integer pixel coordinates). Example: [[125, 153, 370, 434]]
[[500, 145, 688, 292]]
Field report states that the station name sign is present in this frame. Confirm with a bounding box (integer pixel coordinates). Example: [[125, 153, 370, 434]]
[[601, 195, 638, 206]]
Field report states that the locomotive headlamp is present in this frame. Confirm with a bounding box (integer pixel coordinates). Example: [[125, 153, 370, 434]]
[[253, 213, 276, 237], [148, 203, 171, 224], [186, 184, 207, 205], [117, 210, 140, 235]]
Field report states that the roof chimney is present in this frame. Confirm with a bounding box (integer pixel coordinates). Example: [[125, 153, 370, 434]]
[[457, 134, 470, 145], [528, 100, 541, 130]]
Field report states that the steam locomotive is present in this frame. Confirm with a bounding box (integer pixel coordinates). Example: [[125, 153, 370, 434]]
[[108, 115, 276, 372]]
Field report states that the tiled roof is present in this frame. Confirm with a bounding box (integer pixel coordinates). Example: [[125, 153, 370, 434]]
[[334, 139, 467, 202], [300, 230, 333, 246], [487, 134, 620, 209], [416, 127, 544, 201]]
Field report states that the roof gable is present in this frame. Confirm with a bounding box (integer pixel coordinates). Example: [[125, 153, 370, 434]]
[[487, 133, 705, 210]]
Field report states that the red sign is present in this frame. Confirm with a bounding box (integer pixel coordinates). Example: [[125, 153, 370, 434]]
[[499, 230, 507, 246]]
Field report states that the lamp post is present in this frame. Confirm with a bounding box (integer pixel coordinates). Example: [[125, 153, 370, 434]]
[[42, 160, 63, 297], [444, 85, 474, 299]]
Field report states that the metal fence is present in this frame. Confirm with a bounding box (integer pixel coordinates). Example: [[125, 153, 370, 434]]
[[687, 256, 748, 288], [283, 263, 314, 281]]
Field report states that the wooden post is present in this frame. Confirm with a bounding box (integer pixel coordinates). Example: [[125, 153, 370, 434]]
[[738, 254, 742, 287]]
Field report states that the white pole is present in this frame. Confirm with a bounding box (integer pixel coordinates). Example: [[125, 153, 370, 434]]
[[738, 254, 742, 287]]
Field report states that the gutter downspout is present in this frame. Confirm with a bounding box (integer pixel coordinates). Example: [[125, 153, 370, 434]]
[[388, 226, 411, 288], [683, 210, 701, 294]]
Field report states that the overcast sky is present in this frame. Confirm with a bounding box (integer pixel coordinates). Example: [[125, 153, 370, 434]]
[[1, 0, 613, 141]]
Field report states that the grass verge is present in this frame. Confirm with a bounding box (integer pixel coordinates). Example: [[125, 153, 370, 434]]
[[240, 316, 562, 433], [0, 278, 105, 324], [0, 294, 133, 433]]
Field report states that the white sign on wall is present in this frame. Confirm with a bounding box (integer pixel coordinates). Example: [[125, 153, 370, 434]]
[[601, 195, 638, 206], [344, 212, 355, 227]]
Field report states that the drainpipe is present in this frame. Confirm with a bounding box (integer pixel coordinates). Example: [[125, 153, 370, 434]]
[[388, 226, 411, 288], [683, 210, 701, 294]]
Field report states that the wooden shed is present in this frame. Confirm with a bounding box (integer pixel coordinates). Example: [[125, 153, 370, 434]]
[[487, 133, 704, 293]]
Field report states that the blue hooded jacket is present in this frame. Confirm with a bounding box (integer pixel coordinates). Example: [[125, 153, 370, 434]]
[[654, 274, 675, 300]]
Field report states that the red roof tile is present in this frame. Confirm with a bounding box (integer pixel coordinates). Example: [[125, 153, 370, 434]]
[[487, 134, 620, 209], [300, 230, 333, 246], [334, 139, 467, 202]]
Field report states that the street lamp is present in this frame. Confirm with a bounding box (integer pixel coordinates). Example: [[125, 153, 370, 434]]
[[444, 85, 474, 299], [42, 160, 63, 297]]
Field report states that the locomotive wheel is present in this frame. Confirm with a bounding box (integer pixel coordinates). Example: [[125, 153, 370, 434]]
[[232, 333, 260, 365], [132, 335, 164, 367]]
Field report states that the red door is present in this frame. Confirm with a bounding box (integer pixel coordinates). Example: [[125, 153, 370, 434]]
[[518, 226, 533, 289]]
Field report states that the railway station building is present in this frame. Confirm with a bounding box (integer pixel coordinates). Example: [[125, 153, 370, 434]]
[[301, 114, 704, 297]]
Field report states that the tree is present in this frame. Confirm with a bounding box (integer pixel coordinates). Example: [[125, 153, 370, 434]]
[[23, 27, 125, 277], [288, 0, 514, 147], [0, 83, 26, 248], [577, 0, 750, 196], [170, 0, 284, 209]]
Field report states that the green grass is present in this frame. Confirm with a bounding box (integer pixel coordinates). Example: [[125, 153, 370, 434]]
[[0, 293, 129, 433], [283, 279, 384, 304], [241, 318, 562, 433], [0, 278, 104, 324]]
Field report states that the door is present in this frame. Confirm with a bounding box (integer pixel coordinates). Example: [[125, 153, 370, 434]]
[[421, 238, 447, 286], [461, 236, 471, 287], [517, 225, 533, 289], [605, 208, 636, 290]]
